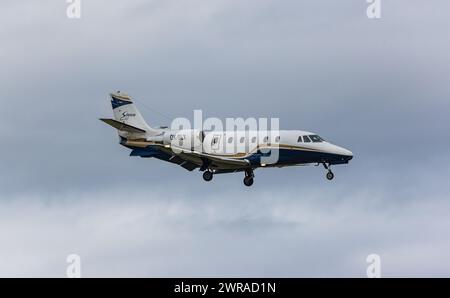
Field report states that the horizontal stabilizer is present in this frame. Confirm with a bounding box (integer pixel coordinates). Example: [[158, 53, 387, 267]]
[[99, 118, 146, 134]]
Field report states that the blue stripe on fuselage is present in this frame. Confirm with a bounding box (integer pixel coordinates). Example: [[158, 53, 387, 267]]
[[246, 148, 352, 166]]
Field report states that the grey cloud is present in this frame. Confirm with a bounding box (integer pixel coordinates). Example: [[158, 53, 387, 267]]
[[1, 0, 450, 276], [1, 186, 449, 277]]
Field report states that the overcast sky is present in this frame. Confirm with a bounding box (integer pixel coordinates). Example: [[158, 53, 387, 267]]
[[1, 0, 450, 277]]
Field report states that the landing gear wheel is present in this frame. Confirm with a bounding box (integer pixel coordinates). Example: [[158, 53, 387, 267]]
[[203, 171, 213, 182], [326, 171, 334, 180], [243, 176, 254, 187]]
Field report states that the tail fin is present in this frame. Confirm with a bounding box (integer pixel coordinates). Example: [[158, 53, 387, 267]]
[[109, 91, 158, 135]]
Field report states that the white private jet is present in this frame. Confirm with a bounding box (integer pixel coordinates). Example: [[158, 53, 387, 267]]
[[101, 92, 353, 186]]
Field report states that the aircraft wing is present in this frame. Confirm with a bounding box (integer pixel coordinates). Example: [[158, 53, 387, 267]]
[[128, 143, 250, 172], [130, 145, 200, 172], [177, 150, 250, 170]]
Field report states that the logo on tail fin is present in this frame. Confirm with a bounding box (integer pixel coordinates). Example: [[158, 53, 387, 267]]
[[120, 111, 136, 121]]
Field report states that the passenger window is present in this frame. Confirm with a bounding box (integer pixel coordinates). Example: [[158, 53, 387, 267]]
[[297, 136, 302, 142], [263, 136, 269, 142], [303, 136, 311, 143], [228, 137, 233, 143], [240, 137, 245, 143], [251, 137, 257, 143], [275, 136, 280, 142]]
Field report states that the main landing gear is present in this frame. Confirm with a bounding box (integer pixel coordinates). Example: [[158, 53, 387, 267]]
[[202, 170, 213, 182], [202, 169, 255, 186], [323, 163, 334, 181], [243, 169, 254, 187]]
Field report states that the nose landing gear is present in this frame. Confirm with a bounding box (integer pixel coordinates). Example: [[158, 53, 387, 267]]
[[326, 171, 334, 180], [323, 163, 334, 181]]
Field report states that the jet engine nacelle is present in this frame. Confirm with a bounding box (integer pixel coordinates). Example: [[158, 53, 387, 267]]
[[170, 129, 204, 151], [147, 129, 204, 151]]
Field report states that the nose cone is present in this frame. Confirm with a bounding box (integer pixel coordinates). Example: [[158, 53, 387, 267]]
[[328, 144, 353, 162], [341, 148, 353, 160], [344, 150, 353, 161]]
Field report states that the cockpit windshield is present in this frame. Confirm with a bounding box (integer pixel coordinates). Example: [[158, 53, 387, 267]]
[[309, 135, 325, 142]]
